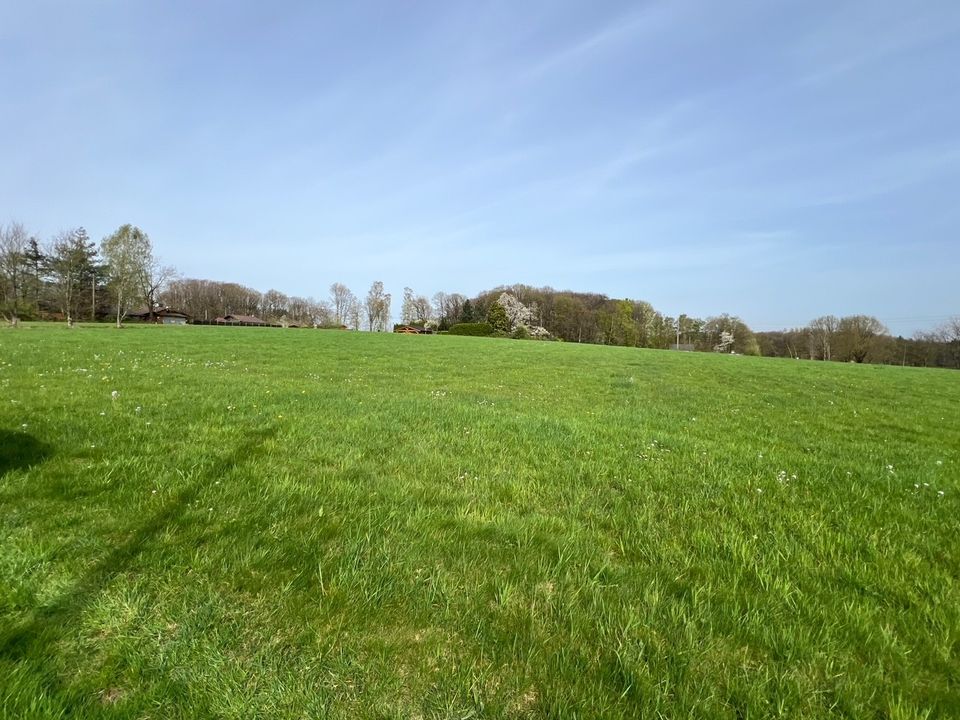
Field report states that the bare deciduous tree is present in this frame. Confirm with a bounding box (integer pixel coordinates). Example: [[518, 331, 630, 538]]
[[401, 287, 432, 326], [329, 282, 355, 326], [808, 315, 839, 361], [365, 281, 391, 331]]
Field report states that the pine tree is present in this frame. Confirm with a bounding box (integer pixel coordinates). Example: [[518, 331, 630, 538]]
[[49, 227, 98, 326]]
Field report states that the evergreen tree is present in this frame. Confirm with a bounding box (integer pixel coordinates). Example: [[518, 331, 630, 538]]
[[487, 301, 509, 333], [459, 298, 475, 323], [49, 227, 98, 326]]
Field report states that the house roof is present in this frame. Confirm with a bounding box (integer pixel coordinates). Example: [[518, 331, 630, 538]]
[[220, 314, 266, 324], [128, 307, 191, 319]]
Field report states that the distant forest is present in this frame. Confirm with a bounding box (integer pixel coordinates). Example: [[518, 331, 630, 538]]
[[2, 222, 958, 369]]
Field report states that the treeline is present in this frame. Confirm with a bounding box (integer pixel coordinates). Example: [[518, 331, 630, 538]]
[[412, 284, 959, 369], [161, 278, 334, 327], [2, 221, 956, 368], [420, 284, 761, 353], [0, 222, 174, 327], [0, 221, 384, 330], [756, 316, 960, 369]]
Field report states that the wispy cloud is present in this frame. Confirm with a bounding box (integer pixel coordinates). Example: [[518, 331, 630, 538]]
[[806, 144, 960, 207], [518, 1, 685, 82], [793, 3, 960, 86]]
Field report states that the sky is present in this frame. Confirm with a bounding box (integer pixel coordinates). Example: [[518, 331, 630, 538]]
[[2, 0, 959, 335]]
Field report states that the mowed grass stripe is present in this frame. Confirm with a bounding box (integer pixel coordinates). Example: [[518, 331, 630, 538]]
[[1, 324, 958, 718]]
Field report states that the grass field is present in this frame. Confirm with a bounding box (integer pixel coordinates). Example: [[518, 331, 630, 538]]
[[1, 324, 958, 719]]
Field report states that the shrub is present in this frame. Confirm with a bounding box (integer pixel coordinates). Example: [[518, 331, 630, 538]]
[[448, 322, 494, 337]]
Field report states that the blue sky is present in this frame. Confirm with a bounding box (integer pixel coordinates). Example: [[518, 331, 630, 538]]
[[2, 0, 958, 334]]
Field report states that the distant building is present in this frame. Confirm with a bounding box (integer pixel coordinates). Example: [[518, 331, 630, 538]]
[[214, 314, 268, 326], [394, 325, 434, 334], [127, 307, 191, 325]]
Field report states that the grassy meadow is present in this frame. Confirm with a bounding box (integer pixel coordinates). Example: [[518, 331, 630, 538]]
[[1, 323, 958, 719]]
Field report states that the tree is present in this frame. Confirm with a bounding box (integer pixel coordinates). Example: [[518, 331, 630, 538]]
[[100, 224, 153, 327], [329, 283, 354, 326], [365, 281, 391, 331], [836, 315, 887, 363], [347, 296, 362, 330], [261, 288, 289, 322], [497, 292, 533, 330], [24, 237, 47, 317], [48, 228, 98, 326], [934, 316, 960, 369], [0, 221, 29, 324], [551, 294, 587, 342], [459, 298, 476, 323], [700, 314, 760, 355], [139, 255, 176, 320], [401, 287, 432, 325], [487, 301, 509, 333], [808, 315, 839, 361]]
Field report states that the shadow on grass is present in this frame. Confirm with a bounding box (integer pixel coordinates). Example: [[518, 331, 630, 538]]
[[0, 430, 52, 476], [0, 426, 276, 710]]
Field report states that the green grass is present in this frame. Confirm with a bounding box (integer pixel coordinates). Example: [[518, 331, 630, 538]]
[[1, 323, 958, 719]]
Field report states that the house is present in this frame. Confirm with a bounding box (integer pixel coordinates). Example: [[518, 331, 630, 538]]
[[127, 307, 191, 325], [394, 325, 434, 334], [214, 314, 268, 326]]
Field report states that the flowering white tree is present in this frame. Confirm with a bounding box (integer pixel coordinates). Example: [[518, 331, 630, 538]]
[[497, 292, 532, 328], [497, 292, 550, 338], [714, 331, 735, 352]]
